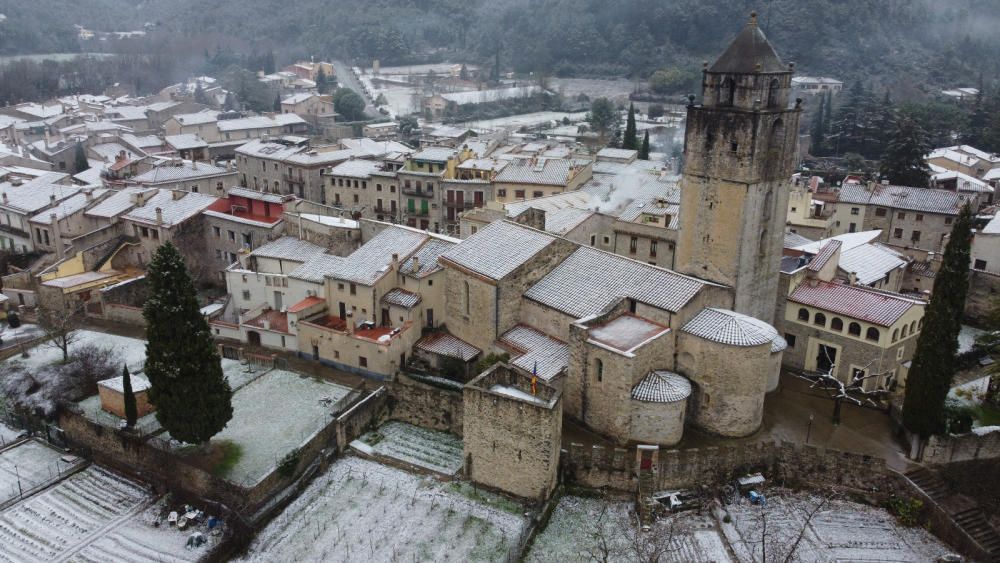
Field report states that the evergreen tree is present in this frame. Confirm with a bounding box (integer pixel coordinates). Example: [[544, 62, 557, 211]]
[[73, 143, 89, 172], [872, 90, 895, 152], [587, 97, 618, 143], [273, 93, 282, 112], [639, 131, 650, 160], [879, 116, 931, 187], [122, 364, 137, 428], [810, 93, 826, 155], [623, 103, 638, 150], [193, 84, 210, 106], [143, 242, 232, 445], [316, 68, 330, 94], [902, 204, 974, 439], [828, 82, 880, 158]]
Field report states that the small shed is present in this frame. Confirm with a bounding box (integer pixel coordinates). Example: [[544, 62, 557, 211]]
[[98, 373, 154, 419]]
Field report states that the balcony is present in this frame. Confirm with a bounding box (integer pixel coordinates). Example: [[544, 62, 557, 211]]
[[406, 207, 430, 217], [284, 173, 305, 184], [401, 186, 434, 197], [445, 200, 477, 210]]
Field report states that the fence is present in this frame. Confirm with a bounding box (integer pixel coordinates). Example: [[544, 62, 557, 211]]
[[0, 439, 88, 511]]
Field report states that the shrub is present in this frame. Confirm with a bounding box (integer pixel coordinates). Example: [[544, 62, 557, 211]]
[[278, 448, 301, 479], [887, 495, 923, 527]]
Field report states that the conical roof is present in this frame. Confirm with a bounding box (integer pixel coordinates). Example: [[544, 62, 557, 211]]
[[708, 13, 786, 74]]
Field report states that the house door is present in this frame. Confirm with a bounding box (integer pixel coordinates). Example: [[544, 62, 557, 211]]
[[338, 302, 347, 320], [247, 331, 262, 347], [639, 449, 653, 471], [426, 308, 434, 327], [274, 291, 283, 310], [816, 344, 837, 374], [381, 308, 390, 327]]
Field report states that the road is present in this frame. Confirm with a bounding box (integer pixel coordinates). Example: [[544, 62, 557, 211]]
[[332, 60, 378, 117]]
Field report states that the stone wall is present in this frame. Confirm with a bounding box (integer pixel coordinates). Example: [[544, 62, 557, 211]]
[[334, 387, 389, 452], [966, 269, 1000, 324], [922, 426, 1000, 465], [103, 304, 145, 326], [386, 373, 464, 435]]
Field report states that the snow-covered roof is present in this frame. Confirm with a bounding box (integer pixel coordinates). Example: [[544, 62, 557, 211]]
[[504, 190, 596, 218], [981, 214, 1000, 235], [807, 240, 841, 272], [227, 187, 287, 203], [439, 86, 542, 105], [544, 207, 595, 235], [85, 187, 152, 218], [596, 148, 638, 161], [793, 230, 881, 255], [0, 181, 80, 214], [165, 134, 208, 151], [250, 236, 326, 262], [411, 147, 456, 163], [788, 280, 921, 327], [498, 325, 569, 382], [326, 227, 428, 285], [440, 221, 556, 281], [401, 238, 454, 278], [838, 244, 907, 285], [172, 110, 219, 126], [298, 214, 359, 229], [932, 170, 993, 193], [132, 161, 231, 184], [631, 371, 691, 403], [525, 246, 705, 318], [681, 308, 781, 349], [838, 183, 972, 215], [382, 288, 421, 309], [328, 159, 382, 179], [588, 314, 670, 353], [416, 332, 480, 361], [288, 253, 345, 283], [31, 190, 108, 224], [783, 231, 814, 249], [495, 158, 576, 187], [122, 190, 217, 227], [217, 113, 305, 132]]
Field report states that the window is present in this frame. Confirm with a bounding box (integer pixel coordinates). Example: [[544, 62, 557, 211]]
[[893, 228, 903, 239], [730, 141, 738, 153], [191, 185, 199, 193], [350, 283, 357, 295], [629, 236, 638, 254], [359, 357, 367, 368], [152, 230, 159, 240], [911, 231, 921, 242], [850, 207, 859, 215], [910, 320, 917, 335], [595, 359, 603, 382], [866, 327, 880, 342], [338, 283, 344, 290], [376, 183, 382, 191], [215, 249, 222, 258], [785, 333, 796, 348], [515, 190, 525, 199], [533, 191, 543, 198], [649, 240, 658, 257], [897, 212, 905, 220], [140, 227, 149, 238], [463, 281, 470, 315], [814, 313, 826, 327], [497, 189, 507, 197], [353, 194, 359, 203], [390, 185, 396, 193], [590, 235, 596, 246], [831, 317, 843, 331], [228, 230, 236, 241], [798, 308, 809, 321], [915, 214, 923, 222], [603, 236, 610, 245], [848, 322, 861, 337], [470, 226, 478, 234], [945, 217, 953, 225], [243, 233, 252, 246], [892, 328, 899, 342], [875, 208, 887, 217], [975, 259, 988, 270], [242, 290, 250, 300], [901, 324, 909, 338]]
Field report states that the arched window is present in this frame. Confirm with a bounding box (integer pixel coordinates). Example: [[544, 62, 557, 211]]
[[814, 313, 826, 327], [767, 78, 781, 108], [901, 325, 909, 338], [798, 308, 809, 321], [595, 359, 603, 382], [831, 318, 844, 331], [758, 229, 769, 258], [848, 322, 861, 337], [463, 281, 470, 315], [717, 77, 735, 107], [910, 321, 917, 335], [892, 328, 899, 343], [866, 327, 880, 342], [918, 318, 924, 330]]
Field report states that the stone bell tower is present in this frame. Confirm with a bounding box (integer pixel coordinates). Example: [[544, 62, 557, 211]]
[[676, 12, 801, 324]]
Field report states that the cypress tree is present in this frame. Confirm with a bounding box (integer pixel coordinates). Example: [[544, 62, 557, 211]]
[[273, 93, 282, 112], [74, 143, 89, 172], [143, 242, 232, 445], [639, 131, 650, 160], [902, 204, 974, 438], [623, 103, 638, 150], [811, 93, 826, 155], [879, 116, 931, 187], [122, 364, 137, 428]]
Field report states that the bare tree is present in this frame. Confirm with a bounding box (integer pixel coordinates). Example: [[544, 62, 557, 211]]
[[619, 511, 680, 563], [37, 304, 85, 363], [734, 492, 836, 562], [793, 351, 891, 424]]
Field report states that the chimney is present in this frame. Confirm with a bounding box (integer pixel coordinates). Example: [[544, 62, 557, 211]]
[[49, 194, 56, 204], [346, 312, 354, 335], [155, 207, 163, 224], [172, 190, 185, 201], [391, 253, 399, 270], [263, 317, 271, 331], [848, 271, 857, 286], [866, 180, 876, 192], [411, 256, 420, 273], [85, 190, 93, 202], [1, 192, 7, 203]]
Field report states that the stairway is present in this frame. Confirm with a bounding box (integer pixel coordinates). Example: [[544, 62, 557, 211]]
[[904, 466, 1000, 562]]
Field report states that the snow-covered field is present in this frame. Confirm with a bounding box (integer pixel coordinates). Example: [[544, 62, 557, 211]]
[[0, 466, 207, 563], [0, 440, 79, 506], [527, 496, 732, 562], [0, 422, 23, 446], [357, 421, 463, 475], [208, 370, 351, 486], [238, 456, 528, 563], [721, 490, 952, 562], [5, 330, 148, 372]]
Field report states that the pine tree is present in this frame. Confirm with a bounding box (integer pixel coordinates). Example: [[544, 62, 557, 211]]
[[316, 68, 329, 94], [879, 116, 931, 187], [902, 204, 974, 439], [639, 131, 650, 160], [143, 242, 232, 445], [623, 103, 638, 150], [273, 93, 282, 112], [810, 93, 827, 155], [193, 84, 210, 106], [122, 364, 137, 428], [74, 143, 89, 172]]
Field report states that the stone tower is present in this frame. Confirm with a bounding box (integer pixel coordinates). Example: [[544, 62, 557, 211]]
[[676, 13, 801, 323]]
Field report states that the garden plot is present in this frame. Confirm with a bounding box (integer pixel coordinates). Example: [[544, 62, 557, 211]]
[[721, 490, 951, 562], [0, 440, 79, 507], [0, 466, 152, 563], [5, 330, 148, 372], [527, 495, 732, 563], [205, 369, 351, 486], [238, 456, 528, 563], [355, 421, 463, 475], [0, 422, 23, 446]]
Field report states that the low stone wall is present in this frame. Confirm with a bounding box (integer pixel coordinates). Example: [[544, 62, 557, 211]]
[[562, 439, 894, 494], [923, 426, 1000, 465], [334, 386, 389, 452], [102, 303, 145, 326], [966, 269, 1000, 324], [386, 374, 463, 436]]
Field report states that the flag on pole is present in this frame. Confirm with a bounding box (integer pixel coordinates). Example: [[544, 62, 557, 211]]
[[531, 361, 538, 396]]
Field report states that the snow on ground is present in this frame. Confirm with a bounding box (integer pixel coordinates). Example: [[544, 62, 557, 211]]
[[959, 324, 985, 354], [721, 489, 952, 562], [357, 421, 463, 475], [0, 466, 155, 562], [460, 111, 586, 131], [0, 422, 23, 446], [206, 370, 351, 486], [3, 330, 147, 372], [527, 495, 732, 563], [238, 456, 527, 563], [0, 324, 44, 351], [0, 440, 79, 506]]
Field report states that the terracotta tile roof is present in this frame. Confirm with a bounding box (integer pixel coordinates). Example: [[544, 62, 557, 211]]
[[631, 371, 692, 403], [788, 280, 920, 326], [498, 325, 569, 382], [416, 332, 480, 361], [244, 309, 289, 334], [440, 221, 556, 281], [807, 240, 841, 272], [681, 308, 781, 348], [381, 288, 421, 309], [288, 296, 324, 313]]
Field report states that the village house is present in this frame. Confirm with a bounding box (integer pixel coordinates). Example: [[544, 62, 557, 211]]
[[0, 173, 79, 253], [790, 76, 844, 95], [120, 189, 219, 280], [325, 158, 397, 219], [397, 146, 476, 232], [926, 145, 1000, 179], [163, 111, 308, 158], [129, 159, 237, 196], [28, 188, 111, 259], [280, 93, 336, 122], [202, 187, 293, 280], [493, 158, 593, 204]]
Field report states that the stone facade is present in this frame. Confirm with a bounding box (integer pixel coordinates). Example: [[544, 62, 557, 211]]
[[922, 427, 1000, 465], [463, 364, 562, 500]]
